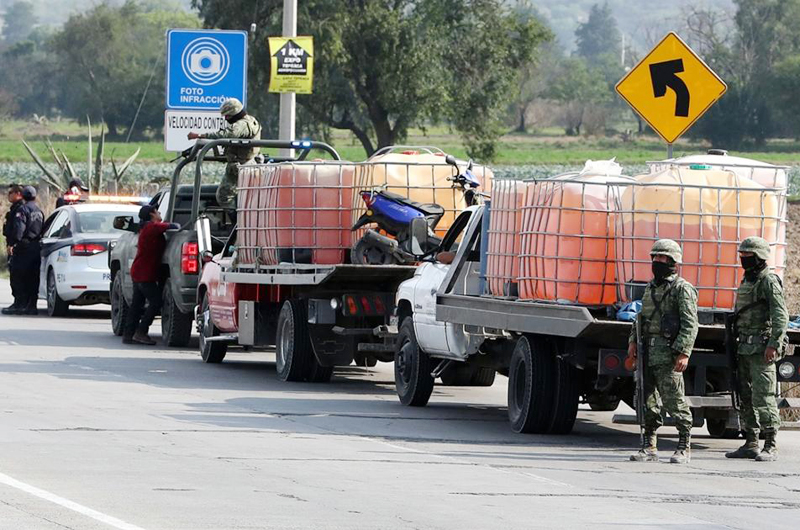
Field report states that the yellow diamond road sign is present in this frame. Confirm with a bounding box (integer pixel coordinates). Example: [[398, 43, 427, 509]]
[[615, 32, 727, 144]]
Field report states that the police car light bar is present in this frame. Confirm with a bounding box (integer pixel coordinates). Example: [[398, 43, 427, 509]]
[[88, 195, 149, 204]]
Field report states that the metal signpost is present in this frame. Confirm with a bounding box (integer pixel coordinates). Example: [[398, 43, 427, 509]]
[[164, 29, 248, 152], [616, 32, 727, 158]]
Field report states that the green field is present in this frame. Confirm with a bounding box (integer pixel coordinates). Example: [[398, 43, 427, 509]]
[[2, 119, 800, 166]]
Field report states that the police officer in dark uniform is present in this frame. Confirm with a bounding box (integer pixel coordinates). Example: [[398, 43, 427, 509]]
[[8, 186, 44, 315], [2, 184, 25, 314]]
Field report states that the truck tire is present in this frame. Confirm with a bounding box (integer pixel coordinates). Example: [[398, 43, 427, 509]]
[[110, 273, 128, 336], [306, 362, 334, 383], [275, 299, 314, 382], [46, 269, 69, 317], [548, 355, 580, 434], [706, 418, 741, 439], [161, 280, 193, 347], [198, 292, 227, 363], [507, 335, 556, 434], [471, 367, 496, 387], [394, 318, 434, 407], [440, 364, 496, 387]]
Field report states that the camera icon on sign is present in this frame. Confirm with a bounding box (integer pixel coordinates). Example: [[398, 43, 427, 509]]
[[189, 49, 222, 76], [180, 37, 230, 86]]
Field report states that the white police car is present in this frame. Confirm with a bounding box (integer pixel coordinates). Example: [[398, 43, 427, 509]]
[[38, 202, 142, 317]]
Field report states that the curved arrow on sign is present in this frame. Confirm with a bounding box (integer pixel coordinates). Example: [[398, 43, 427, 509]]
[[650, 59, 690, 117]]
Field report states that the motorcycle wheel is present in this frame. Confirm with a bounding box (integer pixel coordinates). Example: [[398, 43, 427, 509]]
[[351, 236, 400, 265]]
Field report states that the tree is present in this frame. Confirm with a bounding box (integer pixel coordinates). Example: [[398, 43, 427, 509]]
[[193, 0, 550, 159], [575, 2, 621, 63], [548, 57, 611, 136], [52, 1, 200, 137], [1, 1, 36, 46]]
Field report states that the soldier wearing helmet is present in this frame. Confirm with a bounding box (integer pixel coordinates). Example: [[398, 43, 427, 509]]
[[725, 236, 787, 462], [187, 98, 262, 208], [628, 239, 698, 464]]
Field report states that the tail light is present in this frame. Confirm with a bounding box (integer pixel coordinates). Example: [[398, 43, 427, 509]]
[[598, 349, 633, 376], [181, 242, 199, 274], [71, 242, 107, 256], [360, 191, 375, 208], [340, 294, 393, 316]]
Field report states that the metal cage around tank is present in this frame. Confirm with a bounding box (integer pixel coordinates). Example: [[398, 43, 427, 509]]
[[235, 148, 493, 269], [484, 163, 788, 311]]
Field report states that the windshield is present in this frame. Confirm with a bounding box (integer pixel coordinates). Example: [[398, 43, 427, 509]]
[[78, 211, 136, 233]]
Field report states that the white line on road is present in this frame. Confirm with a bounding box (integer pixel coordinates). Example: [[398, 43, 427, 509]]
[[0, 472, 148, 530]]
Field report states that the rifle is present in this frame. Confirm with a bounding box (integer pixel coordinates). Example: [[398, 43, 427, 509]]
[[635, 317, 647, 443], [724, 312, 741, 411]]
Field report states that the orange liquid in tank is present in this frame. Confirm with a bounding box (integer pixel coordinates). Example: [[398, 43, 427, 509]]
[[616, 168, 781, 310], [518, 174, 628, 305], [486, 180, 529, 296]]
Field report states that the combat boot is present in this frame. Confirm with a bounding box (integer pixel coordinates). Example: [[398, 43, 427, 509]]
[[725, 431, 760, 459], [670, 431, 691, 464], [630, 430, 658, 462], [755, 429, 778, 462]]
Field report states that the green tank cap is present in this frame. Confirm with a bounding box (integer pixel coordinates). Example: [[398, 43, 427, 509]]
[[689, 163, 712, 170]]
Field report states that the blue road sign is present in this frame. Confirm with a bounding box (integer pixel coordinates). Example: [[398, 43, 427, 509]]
[[166, 29, 248, 110]]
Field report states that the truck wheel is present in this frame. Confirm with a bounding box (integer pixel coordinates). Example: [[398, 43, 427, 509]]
[[198, 293, 227, 363], [706, 418, 741, 439], [471, 367, 496, 387], [46, 269, 69, 317], [394, 319, 434, 406], [507, 335, 556, 434], [162, 281, 193, 347], [275, 299, 314, 382], [110, 273, 128, 336], [306, 362, 334, 383], [549, 355, 580, 434]]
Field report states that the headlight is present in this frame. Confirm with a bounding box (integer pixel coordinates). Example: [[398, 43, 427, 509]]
[[778, 361, 795, 379]]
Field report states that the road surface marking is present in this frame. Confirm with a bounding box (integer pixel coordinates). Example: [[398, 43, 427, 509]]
[[0, 472, 148, 530]]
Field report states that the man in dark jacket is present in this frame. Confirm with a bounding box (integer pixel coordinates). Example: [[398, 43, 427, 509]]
[[124, 205, 176, 345], [2, 184, 25, 314], [5, 186, 44, 315]]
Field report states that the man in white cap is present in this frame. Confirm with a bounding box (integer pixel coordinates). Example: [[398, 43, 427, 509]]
[[188, 98, 262, 208]]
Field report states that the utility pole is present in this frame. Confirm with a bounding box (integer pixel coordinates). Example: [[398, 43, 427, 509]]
[[279, 0, 297, 157]]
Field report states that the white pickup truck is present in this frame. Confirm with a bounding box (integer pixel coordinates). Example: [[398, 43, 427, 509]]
[[392, 201, 800, 436]]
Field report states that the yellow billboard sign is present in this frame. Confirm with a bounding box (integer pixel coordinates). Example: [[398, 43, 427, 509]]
[[268, 36, 313, 94], [615, 32, 726, 144]]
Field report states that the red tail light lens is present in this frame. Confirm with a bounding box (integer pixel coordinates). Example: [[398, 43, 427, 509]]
[[181, 241, 199, 274], [71, 242, 107, 256], [360, 191, 374, 207], [603, 354, 621, 371]]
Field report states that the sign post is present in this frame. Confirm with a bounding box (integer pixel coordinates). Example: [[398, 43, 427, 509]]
[[615, 32, 727, 156], [164, 29, 248, 152], [279, 0, 297, 157]]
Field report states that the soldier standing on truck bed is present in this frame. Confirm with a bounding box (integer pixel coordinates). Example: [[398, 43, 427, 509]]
[[628, 239, 699, 464], [187, 98, 262, 209], [725, 236, 788, 462]]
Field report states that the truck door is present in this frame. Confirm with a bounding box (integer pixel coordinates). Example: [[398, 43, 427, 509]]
[[414, 209, 475, 355], [207, 229, 238, 331]]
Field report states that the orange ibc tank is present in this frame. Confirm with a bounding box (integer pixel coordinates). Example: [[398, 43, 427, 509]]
[[518, 172, 631, 306], [354, 152, 493, 241], [485, 179, 530, 296], [616, 166, 784, 310], [237, 162, 355, 266]]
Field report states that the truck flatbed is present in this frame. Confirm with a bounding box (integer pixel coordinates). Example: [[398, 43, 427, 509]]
[[221, 263, 417, 286]]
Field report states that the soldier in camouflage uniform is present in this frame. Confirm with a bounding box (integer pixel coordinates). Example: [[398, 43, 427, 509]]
[[725, 236, 787, 462], [628, 239, 698, 464], [188, 98, 262, 208]]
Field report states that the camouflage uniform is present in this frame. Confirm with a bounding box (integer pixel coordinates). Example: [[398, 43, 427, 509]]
[[726, 237, 787, 462], [629, 240, 698, 463], [203, 99, 262, 208]]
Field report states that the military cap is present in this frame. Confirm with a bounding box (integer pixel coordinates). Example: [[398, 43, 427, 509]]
[[738, 236, 771, 261], [650, 239, 682, 264]]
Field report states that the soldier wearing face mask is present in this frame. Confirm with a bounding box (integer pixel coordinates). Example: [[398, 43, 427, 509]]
[[627, 239, 699, 464], [725, 236, 787, 462]]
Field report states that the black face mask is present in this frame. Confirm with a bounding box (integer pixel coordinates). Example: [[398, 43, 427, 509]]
[[652, 261, 675, 282], [740, 255, 759, 271]]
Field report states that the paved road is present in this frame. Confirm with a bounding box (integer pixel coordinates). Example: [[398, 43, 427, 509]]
[[0, 280, 798, 529]]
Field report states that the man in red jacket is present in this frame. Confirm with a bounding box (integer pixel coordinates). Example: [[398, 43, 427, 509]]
[[123, 205, 176, 345]]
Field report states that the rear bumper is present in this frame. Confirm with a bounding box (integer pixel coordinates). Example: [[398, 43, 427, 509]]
[[54, 269, 112, 303]]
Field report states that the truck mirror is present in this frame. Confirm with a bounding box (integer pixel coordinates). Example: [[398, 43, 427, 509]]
[[201, 250, 215, 264], [113, 215, 134, 232], [410, 217, 428, 256], [196, 216, 212, 255]]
